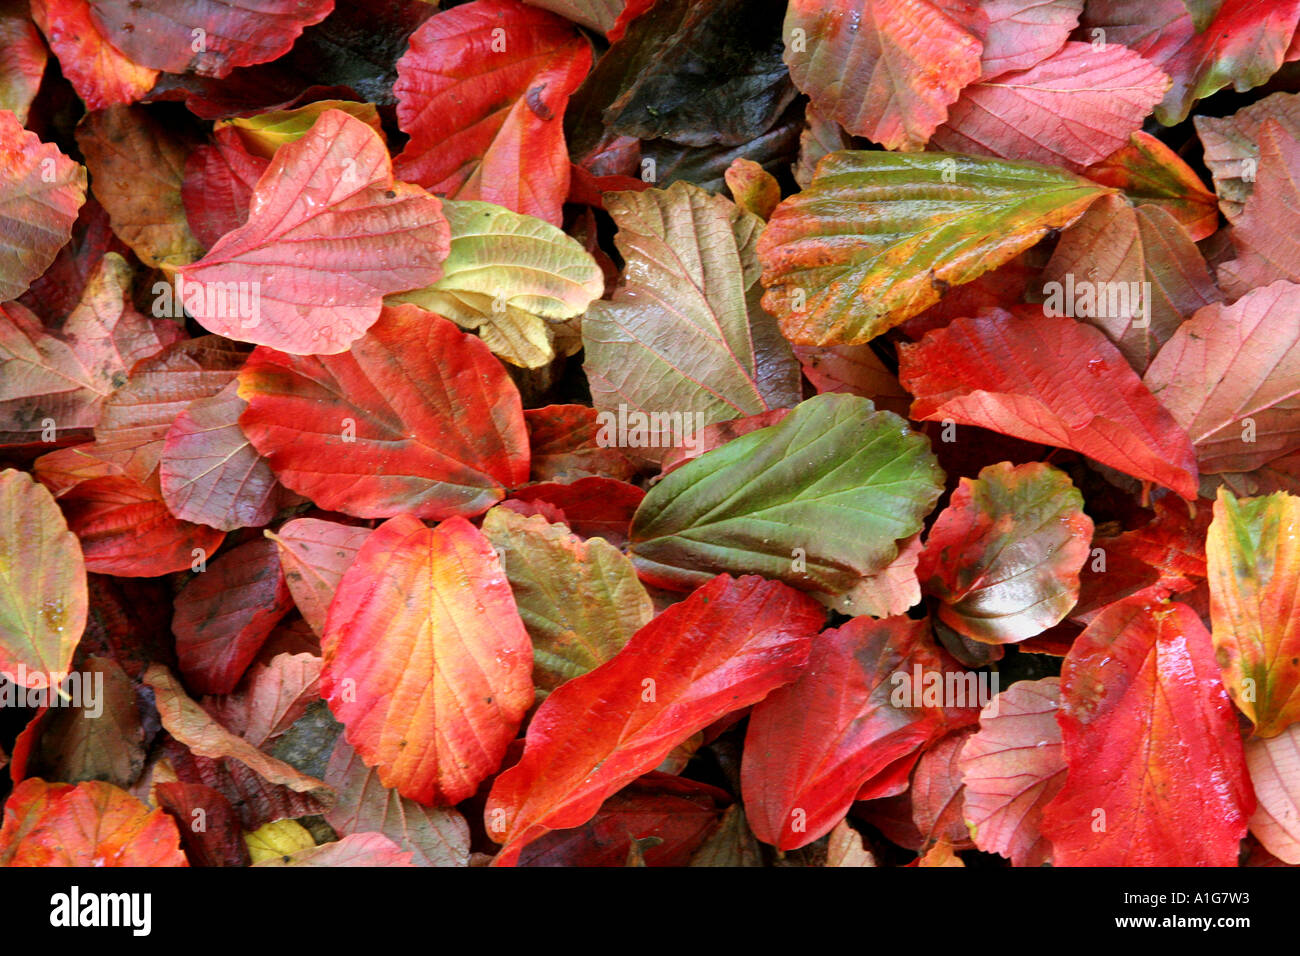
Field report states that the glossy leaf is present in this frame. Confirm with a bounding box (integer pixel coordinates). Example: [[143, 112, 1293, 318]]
[[1039, 597, 1252, 866], [177, 110, 450, 354], [181, 127, 268, 250], [1205, 489, 1300, 738], [320, 515, 534, 806], [918, 462, 1093, 645], [757, 150, 1111, 345], [485, 575, 824, 865], [237, 305, 529, 520], [1081, 0, 1300, 125], [1082, 130, 1219, 240], [393, 0, 592, 225], [582, 182, 801, 451], [0, 110, 86, 302], [898, 309, 1199, 499], [391, 199, 603, 368], [958, 676, 1065, 867]]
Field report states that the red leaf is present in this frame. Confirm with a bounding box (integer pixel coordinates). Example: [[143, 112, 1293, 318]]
[[1082, 130, 1219, 241], [393, 0, 593, 225], [321, 515, 534, 806], [0, 778, 187, 866], [973, 0, 1081, 78], [159, 381, 285, 532], [897, 309, 1199, 499], [958, 676, 1065, 867], [0, 110, 87, 302], [740, 615, 960, 850], [94, 335, 246, 483], [237, 305, 529, 520], [523, 404, 639, 483], [154, 782, 250, 867], [177, 110, 450, 354], [181, 127, 268, 250], [516, 773, 728, 867], [933, 42, 1169, 171], [267, 517, 372, 637], [1040, 597, 1253, 866], [507, 477, 643, 546], [41, 459, 226, 578], [782, 0, 985, 150], [1081, 0, 1300, 125], [485, 575, 824, 865], [31, 0, 157, 110], [1216, 121, 1300, 298], [172, 538, 294, 695], [911, 727, 977, 851], [917, 461, 1093, 645], [86, 0, 334, 78]]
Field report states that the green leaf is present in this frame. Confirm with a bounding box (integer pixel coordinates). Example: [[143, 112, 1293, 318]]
[[482, 508, 653, 697], [391, 200, 604, 367], [757, 150, 1112, 345], [628, 393, 944, 595], [582, 181, 801, 454]]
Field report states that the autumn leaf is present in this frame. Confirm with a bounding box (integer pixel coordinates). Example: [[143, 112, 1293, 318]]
[[918, 462, 1093, 645], [177, 110, 450, 355], [85, 0, 333, 78], [393, 0, 592, 225], [1245, 725, 1300, 864], [320, 514, 534, 806], [0, 109, 86, 302], [1144, 281, 1300, 476], [1082, 130, 1220, 240], [267, 518, 372, 637], [1040, 597, 1253, 866], [1195, 90, 1300, 221], [31, 0, 158, 110], [757, 150, 1111, 345], [237, 305, 529, 520], [0, 778, 187, 866], [0, 469, 87, 684], [482, 507, 653, 696], [0, 11, 47, 123], [1042, 194, 1220, 372], [958, 677, 1065, 867], [741, 615, 966, 850], [391, 199, 603, 368], [485, 575, 824, 865], [1215, 121, 1300, 298], [932, 42, 1170, 171], [898, 309, 1199, 499], [781, 0, 984, 151], [1205, 489, 1300, 738], [582, 181, 801, 449]]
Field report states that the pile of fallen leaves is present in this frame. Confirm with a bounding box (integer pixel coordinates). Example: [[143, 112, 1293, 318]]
[[1, 0, 1299, 868]]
